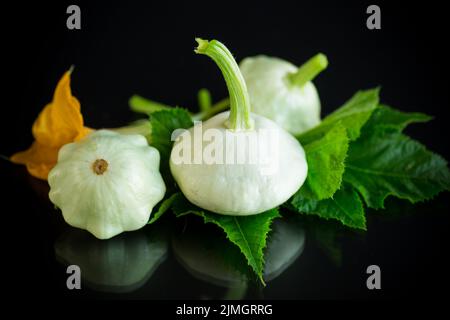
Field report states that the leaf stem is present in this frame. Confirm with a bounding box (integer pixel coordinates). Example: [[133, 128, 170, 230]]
[[287, 53, 328, 87], [129, 95, 172, 114], [110, 119, 152, 142], [192, 98, 230, 121], [198, 88, 212, 112], [129, 93, 228, 121], [195, 38, 253, 131]]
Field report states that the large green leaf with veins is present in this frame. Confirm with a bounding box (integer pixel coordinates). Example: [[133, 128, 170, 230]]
[[344, 129, 450, 209], [295, 89, 379, 201], [298, 88, 379, 144], [297, 123, 349, 200], [291, 183, 366, 230]]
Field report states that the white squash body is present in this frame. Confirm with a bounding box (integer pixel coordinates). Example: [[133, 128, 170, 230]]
[[48, 130, 166, 239], [170, 111, 307, 216], [240, 55, 321, 135]]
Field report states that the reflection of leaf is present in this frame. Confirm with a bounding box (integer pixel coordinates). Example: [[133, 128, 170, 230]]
[[291, 183, 366, 230], [172, 193, 280, 284], [311, 225, 343, 267], [302, 216, 344, 267]]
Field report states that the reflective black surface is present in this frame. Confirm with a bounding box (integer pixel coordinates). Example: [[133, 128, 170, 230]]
[[1, 167, 449, 299], [1, 1, 449, 300]]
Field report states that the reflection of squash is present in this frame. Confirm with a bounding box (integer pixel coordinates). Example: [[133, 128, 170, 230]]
[[264, 219, 306, 282], [173, 218, 305, 288], [55, 229, 167, 293]]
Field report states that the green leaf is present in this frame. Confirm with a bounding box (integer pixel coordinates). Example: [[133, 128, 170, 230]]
[[298, 88, 379, 144], [172, 193, 280, 284], [344, 129, 450, 209], [294, 89, 379, 201], [148, 193, 179, 224], [297, 122, 349, 200], [362, 104, 432, 135], [291, 183, 366, 230], [150, 108, 193, 160], [150, 108, 193, 188]]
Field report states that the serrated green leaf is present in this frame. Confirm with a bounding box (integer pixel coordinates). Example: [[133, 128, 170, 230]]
[[148, 193, 179, 224], [298, 88, 379, 144], [344, 129, 450, 209], [150, 108, 193, 188], [172, 193, 280, 284], [362, 104, 432, 135], [150, 108, 193, 160], [291, 183, 366, 230], [294, 89, 378, 201], [297, 122, 349, 200]]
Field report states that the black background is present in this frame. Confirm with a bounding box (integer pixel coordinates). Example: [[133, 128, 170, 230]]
[[0, 1, 449, 300]]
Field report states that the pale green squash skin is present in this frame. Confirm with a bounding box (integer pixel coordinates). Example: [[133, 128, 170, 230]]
[[240, 55, 321, 136], [170, 111, 307, 216], [48, 130, 166, 239]]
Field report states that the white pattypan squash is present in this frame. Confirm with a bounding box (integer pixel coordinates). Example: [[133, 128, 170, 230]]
[[170, 111, 307, 215], [169, 39, 308, 216], [240, 54, 327, 135], [48, 130, 166, 239]]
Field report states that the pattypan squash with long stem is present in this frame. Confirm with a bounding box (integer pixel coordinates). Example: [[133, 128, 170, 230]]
[[169, 39, 308, 216]]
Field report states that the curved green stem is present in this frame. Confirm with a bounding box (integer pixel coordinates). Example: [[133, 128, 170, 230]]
[[287, 53, 328, 87], [195, 38, 253, 131]]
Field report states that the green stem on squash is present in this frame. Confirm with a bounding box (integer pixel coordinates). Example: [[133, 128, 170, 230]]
[[195, 38, 253, 131], [287, 53, 328, 88]]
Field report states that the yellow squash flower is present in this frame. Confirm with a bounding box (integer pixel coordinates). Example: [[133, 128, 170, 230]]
[[10, 69, 92, 180]]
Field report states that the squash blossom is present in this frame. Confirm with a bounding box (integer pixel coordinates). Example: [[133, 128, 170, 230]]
[[10, 69, 92, 180]]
